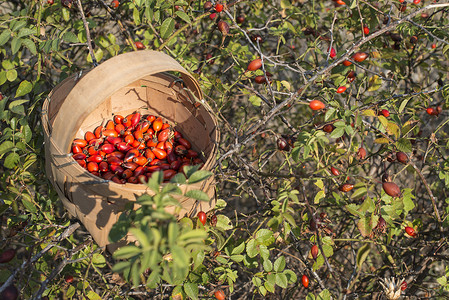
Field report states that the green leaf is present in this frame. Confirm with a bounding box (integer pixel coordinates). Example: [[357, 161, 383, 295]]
[[21, 195, 37, 213], [66, 285, 75, 298], [170, 172, 186, 184], [230, 254, 244, 262], [216, 214, 232, 231], [113, 245, 142, 259], [86, 291, 102, 300], [111, 261, 131, 273], [275, 273, 288, 288], [231, 241, 245, 255], [356, 243, 371, 268], [17, 28, 34, 38], [0, 30, 10, 46], [246, 239, 258, 258], [161, 183, 182, 195], [283, 269, 297, 283], [249, 95, 262, 106], [147, 171, 163, 193], [4, 152, 19, 169], [0, 141, 14, 155], [160, 17, 175, 39], [183, 282, 198, 300], [437, 276, 447, 286], [129, 228, 150, 248], [188, 170, 212, 184], [133, 7, 141, 25], [6, 69, 17, 82], [396, 138, 412, 153], [63, 31, 79, 43], [256, 229, 274, 245], [11, 37, 22, 55], [15, 80, 32, 97], [185, 189, 209, 202], [183, 165, 200, 178], [368, 75, 382, 91], [351, 187, 367, 199], [317, 289, 331, 300], [21, 38, 36, 55], [175, 11, 191, 23], [265, 273, 276, 292], [330, 126, 345, 139], [263, 259, 273, 272], [398, 98, 410, 114], [273, 256, 286, 272], [62, 7, 70, 22], [192, 250, 205, 271], [92, 253, 106, 267]]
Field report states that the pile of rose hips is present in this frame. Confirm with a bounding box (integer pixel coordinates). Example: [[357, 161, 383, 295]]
[[70, 112, 203, 184]]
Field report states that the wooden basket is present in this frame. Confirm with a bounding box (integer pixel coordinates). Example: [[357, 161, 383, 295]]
[[42, 51, 219, 248]]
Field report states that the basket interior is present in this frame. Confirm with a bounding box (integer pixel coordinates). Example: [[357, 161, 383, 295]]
[[63, 72, 217, 161]]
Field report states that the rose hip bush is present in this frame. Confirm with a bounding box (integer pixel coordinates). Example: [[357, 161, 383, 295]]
[[1, 0, 449, 299]]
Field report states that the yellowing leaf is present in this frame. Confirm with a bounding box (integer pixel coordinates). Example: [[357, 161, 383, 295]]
[[362, 109, 376, 117], [374, 137, 390, 144], [387, 122, 400, 138], [368, 75, 382, 92]]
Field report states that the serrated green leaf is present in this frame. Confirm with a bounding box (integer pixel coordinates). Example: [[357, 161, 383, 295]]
[[256, 229, 274, 245], [63, 31, 79, 43], [265, 273, 276, 292], [160, 17, 175, 39], [188, 170, 212, 184], [283, 269, 297, 283], [345, 203, 362, 217], [396, 138, 412, 153], [21, 38, 36, 55], [4, 152, 19, 169], [330, 126, 344, 139], [185, 189, 209, 202], [263, 259, 273, 272], [15, 80, 32, 97], [275, 273, 288, 288], [230, 254, 244, 262], [0, 30, 10, 46], [17, 28, 34, 38], [0, 141, 14, 155], [11, 37, 22, 54], [183, 282, 199, 300], [170, 172, 186, 184], [246, 239, 258, 258], [175, 11, 191, 23], [273, 256, 286, 272], [231, 241, 245, 255]]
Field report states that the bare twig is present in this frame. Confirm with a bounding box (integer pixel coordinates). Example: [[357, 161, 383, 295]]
[[76, 0, 97, 66], [0, 223, 80, 294]]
